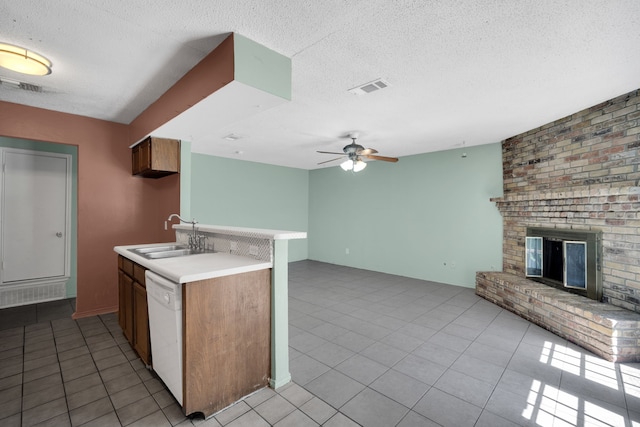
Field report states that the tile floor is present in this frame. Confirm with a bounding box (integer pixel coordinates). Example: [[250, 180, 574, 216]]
[[2, 260, 640, 426]]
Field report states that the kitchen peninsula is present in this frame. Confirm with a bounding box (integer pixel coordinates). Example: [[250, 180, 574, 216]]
[[114, 224, 306, 417]]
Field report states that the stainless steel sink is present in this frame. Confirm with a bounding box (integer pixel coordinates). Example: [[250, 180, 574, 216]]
[[128, 245, 200, 259], [144, 248, 194, 259], [131, 245, 188, 254]]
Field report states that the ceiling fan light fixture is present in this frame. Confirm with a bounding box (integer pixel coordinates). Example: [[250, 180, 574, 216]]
[[340, 158, 367, 172], [353, 160, 367, 172], [0, 42, 52, 76], [340, 159, 353, 171]]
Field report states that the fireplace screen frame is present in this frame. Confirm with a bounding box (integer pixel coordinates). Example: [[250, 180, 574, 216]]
[[525, 227, 602, 301]]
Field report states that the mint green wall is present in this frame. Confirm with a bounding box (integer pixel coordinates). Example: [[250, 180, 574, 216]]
[[308, 143, 504, 287], [0, 137, 78, 297], [184, 143, 503, 287], [188, 153, 309, 261], [234, 33, 292, 101]]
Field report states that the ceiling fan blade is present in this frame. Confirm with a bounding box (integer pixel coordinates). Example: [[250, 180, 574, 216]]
[[317, 156, 344, 165], [317, 151, 345, 155], [358, 148, 378, 155], [363, 154, 399, 163]]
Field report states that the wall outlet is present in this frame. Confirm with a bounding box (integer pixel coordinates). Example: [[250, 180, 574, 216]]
[[345, 248, 350, 255], [230, 241, 237, 251]]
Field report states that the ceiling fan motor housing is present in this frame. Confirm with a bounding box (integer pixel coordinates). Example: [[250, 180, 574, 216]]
[[343, 142, 364, 161]]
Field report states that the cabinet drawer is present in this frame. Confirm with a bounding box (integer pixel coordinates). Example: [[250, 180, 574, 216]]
[[121, 257, 134, 277], [133, 263, 146, 286]]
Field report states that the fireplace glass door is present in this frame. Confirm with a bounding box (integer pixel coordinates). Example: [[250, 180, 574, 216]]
[[525, 237, 542, 277], [564, 241, 587, 289]]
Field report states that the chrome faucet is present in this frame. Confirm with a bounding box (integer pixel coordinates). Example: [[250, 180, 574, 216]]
[[165, 213, 188, 228], [165, 213, 205, 252]]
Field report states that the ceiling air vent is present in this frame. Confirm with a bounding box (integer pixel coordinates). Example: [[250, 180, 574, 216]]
[[0, 77, 43, 92], [19, 82, 43, 92], [348, 78, 390, 95]]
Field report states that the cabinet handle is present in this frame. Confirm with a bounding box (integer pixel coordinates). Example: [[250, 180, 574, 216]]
[[56, 232, 63, 238]]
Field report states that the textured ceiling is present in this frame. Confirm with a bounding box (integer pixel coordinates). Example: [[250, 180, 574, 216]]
[[2, 1, 640, 169]]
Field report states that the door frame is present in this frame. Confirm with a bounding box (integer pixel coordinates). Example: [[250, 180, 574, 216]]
[[0, 147, 72, 287]]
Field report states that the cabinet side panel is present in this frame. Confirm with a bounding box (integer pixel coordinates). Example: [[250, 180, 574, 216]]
[[182, 269, 271, 417], [150, 138, 180, 173]]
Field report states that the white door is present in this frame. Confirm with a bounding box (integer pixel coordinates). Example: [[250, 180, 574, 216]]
[[1, 149, 71, 284]]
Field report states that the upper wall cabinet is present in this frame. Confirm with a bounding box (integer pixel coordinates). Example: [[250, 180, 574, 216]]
[[132, 136, 180, 178]]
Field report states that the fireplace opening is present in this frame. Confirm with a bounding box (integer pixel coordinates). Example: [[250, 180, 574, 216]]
[[525, 227, 602, 301]]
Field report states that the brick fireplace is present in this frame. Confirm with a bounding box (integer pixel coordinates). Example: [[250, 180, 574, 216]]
[[476, 88, 640, 362]]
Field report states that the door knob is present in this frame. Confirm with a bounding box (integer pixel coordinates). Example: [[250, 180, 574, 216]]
[[56, 232, 63, 238]]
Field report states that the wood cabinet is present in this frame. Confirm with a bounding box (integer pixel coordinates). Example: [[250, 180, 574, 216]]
[[182, 268, 271, 417], [132, 136, 180, 178], [117, 255, 151, 365], [117, 253, 271, 417]]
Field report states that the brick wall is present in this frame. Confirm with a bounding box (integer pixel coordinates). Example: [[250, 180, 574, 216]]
[[493, 88, 640, 312]]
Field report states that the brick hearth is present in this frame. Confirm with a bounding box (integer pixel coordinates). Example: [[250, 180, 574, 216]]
[[476, 271, 640, 362]]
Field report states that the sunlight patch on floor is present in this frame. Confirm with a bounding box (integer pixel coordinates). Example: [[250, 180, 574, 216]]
[[621, 364, 640, 399], [521, 342, 629, 426]]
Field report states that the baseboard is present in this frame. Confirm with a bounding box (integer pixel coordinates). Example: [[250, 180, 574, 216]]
[[72, 305, 118, 319]]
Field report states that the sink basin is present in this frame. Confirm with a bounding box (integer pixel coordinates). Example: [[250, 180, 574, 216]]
[[128, 245, 203, 259], [131, 245, 188, 254], [143, 248, 194, 259]]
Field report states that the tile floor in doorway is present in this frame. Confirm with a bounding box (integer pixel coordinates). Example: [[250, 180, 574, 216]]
[[1, 260, 640, 426]]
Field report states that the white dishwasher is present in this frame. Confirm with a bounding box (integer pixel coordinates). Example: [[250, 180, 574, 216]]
[[146, 271, 183, 405]]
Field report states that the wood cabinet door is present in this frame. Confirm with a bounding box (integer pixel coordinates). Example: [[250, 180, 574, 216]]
[[133, 281, 151, 365], [131, 139, 151, 175], [131, 145, 141, 175], [138, 139, 151, 173], [118, 271, 134, 343], [118, 270, 126, 331]]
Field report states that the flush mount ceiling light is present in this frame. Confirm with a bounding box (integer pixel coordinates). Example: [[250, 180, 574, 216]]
[[0, 43, 52, 76]]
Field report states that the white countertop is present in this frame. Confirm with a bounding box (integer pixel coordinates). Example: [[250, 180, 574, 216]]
[[173, 224, 307, 240], [114, 242, 272, 283]]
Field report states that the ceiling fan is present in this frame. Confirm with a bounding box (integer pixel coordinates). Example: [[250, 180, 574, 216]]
[[317, 134, 398, 172]]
